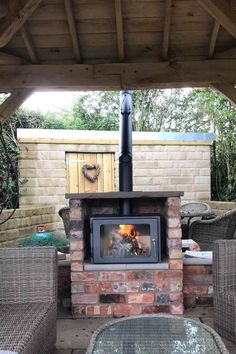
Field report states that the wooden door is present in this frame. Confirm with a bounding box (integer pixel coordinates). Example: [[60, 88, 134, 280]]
[[66, 152, 115, 193]]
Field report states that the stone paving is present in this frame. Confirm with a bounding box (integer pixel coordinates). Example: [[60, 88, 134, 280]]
[[52, 306, 236, 354]]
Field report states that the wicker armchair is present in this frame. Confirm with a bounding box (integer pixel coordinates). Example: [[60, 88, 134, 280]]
[[214, 240, 236, 342], [188, 208, 236, 251], [58, 207, 70, 238], [0, 247, 57, 354]]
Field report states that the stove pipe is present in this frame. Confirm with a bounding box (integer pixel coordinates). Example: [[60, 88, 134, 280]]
[[119, 90, 133, 215]]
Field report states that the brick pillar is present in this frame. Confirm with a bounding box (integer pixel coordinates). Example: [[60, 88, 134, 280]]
[[166, 197, 183, 315]]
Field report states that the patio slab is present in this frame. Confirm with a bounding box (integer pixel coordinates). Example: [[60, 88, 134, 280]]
[[54, 306, 236, 354]]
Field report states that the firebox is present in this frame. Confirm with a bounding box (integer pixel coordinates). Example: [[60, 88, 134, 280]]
[[90, 216, 161, 263]]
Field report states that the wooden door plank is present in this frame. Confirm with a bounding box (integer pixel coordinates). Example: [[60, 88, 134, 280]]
[[84, 153, 98, 193], [78, 153, 85, 193], [68, 152, 79, 193], [97, 153, 104, 192]]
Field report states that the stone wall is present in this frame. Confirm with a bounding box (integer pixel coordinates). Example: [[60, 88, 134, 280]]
[[18, 129, 213, 220], [0, 205, 56, 247], [205, 201, 236, 215]]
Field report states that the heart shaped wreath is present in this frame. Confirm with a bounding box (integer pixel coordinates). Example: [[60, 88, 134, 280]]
[[81, 164, 101, 182]]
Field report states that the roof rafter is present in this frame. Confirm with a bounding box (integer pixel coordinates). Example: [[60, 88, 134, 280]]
[[208, 20, 220, 57], [211, 82, 236, 104], [20, 25, 38, 64], [114, 0, 125, 61], [0, 90, 33, 124], [0, 0, 43, 48], [197, 0, 236, 38], [162, 0, 172, 60], [64, 0, 81, 63]]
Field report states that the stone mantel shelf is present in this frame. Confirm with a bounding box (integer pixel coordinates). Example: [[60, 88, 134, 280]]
[[66, 191, 184, 199]]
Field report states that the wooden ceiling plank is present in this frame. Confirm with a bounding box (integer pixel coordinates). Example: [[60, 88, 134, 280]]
[[0, 51, 24, 65], [0, 0, 43, 48], [0, 89, 33, 124], [20, 25, 38, 64], [214, 46, 236, 58], [114, 0, 125, 61], [0, 60, 236, 90], [208, 20, 220, 57], [211, 82, 236, 104], [162, 0, 172, 60], [64, 0, 81, 62], [197, 0, 236, 38]]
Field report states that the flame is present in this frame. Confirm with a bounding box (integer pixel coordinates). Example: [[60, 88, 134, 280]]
[[118, 224, 134, 235]]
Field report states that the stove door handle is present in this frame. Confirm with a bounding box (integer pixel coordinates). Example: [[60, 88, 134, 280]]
[[152, 238, 157, 257]]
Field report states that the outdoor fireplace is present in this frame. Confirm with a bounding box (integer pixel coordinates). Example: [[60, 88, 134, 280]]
[[91, 216, 161, 263], [67, 90, 184, 318]]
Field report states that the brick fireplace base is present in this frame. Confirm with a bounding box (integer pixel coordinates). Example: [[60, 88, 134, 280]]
[[67, 191, 184, 318]]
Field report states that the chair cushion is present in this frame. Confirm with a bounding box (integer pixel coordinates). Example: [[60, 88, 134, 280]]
[[0, 302, 55, 353]]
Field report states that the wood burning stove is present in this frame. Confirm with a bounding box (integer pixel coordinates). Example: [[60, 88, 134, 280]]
[[90, 216, 161, 263], [89, 91, 162, 264]]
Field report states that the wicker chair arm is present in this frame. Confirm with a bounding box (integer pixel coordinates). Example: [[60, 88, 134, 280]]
[[213, 240, 236, 291], [0, 247, 57, 304]]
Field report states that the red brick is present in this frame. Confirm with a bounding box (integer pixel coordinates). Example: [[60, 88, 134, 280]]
[[167, 206, 181, 218], [154, 271, 183, 282], [183, 265, 210, 275], [99, 282, 113, 293], [70, 251, 84, 261], [86, 305, 112, 316], [170, 282, 183, 292], [166, 197, 181, 207], [128, 293, 154, 304], [72, 293, 98, 304], [170, 292, 183, 302], [168, 248, 183, 259], [71, 261, 83, 272], [70, 208, 82, 220], [168, 239, 182, 248], [183, 285, 208, 295], [71, 272, 97, 282], [143, 305, 170, 314], [183, 274, 212, 286], [70, 240, 84, 251], [112, 282, 140, 293], [167, 228, 182, 239], [169, 260, 183, 270], [113, 305, 142, 316], [126, 271, 153, 281], [170, 303, 183, 315], [85, 284, 99, 293], [168, 218, 181, 228], [98, 272, 125, 281]]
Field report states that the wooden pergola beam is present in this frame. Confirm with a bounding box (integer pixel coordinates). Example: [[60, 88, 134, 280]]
[[0, 60, 236, 90], [197, 0, 236, 38], [0, 0, 43, 48], [208, 20, 220, 57], [211, 82, 236, 104], [20, 25, 38, 64], [0, 90, 33, 124], [162, 0, 172, 60], [64, 0, 81, 63], [114, 0, 125, 61]]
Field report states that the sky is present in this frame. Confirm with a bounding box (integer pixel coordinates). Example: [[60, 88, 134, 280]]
[[21, 92, 83, 113]]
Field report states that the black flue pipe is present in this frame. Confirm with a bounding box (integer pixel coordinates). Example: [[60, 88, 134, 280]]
[[119, 90, 133, 215]]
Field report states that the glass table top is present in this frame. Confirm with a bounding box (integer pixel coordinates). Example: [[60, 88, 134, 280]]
[[88, 315, 228, 354]]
